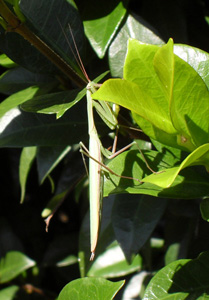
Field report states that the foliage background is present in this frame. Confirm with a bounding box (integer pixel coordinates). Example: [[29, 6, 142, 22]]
[[0, 0, 209, 299]]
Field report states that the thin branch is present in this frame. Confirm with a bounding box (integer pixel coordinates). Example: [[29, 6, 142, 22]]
[[0, 0, 86, 88]]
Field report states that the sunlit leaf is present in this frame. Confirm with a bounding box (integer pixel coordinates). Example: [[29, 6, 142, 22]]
[[142, 144, 209, 188], [57, 277, 125, 300], [83, 0, 127, 58], [87, 241, 142, 278], [0, 251, 35, 283], [0, 285, 19, 300], [143, 251, 209, 300]]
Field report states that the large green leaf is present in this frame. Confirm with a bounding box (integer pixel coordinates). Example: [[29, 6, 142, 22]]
[[82, 0, 127, 58], [174, 44, 209, 88], [0, 251, 35, 283], [143, 251, 209, 300], [93, 39, 209, 152], [0, 101, 89, 147], [109, 13, 164, 77], [103, 149, 209, 199], [111, 194, 167, 261], [57, 277, 125, 300], [0, 286, 19, 300]]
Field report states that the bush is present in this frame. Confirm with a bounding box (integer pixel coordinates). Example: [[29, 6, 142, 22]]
[[0, 0, 208, 299]]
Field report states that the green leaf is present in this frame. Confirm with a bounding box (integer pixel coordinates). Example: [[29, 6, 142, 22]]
[[83, 0, 127, 58], [103, 149, 209, 199], [0, 86, 39, 118], [93, 39, 209, 152], [174, 44, 209, 89], [142, 144, 209, 188], [37, 146, 72, 184], [0, 251, 36, 283], [87, 241, 142, 278], [41, 190, 68, 218], [21, 72, 109, 118], [200, 198, 209, 222], [143, 251, 209, 300], [21, 88, 86, 119], [0, 285, 19, 300], [0, 101, 89, 147], [111, 194, 167, 261], [19, 146, 37, 203], [0, 54, 17, 68], [109, 13, 164, 77], [57, 277, 125, 300], [0, 67, 57, 95], [0, 0, 85, 76]]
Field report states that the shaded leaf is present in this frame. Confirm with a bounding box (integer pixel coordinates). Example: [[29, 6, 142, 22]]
[[200, 198, 209, 222], [19, 146, 37, 203], [0, 251, 35, 283], [112, 194, 167, 262], [37, 146, 71, 184], [21, 88, 86, 118], [41, 190, 68, 218], [0, 67, 57, 95], [0, 100, 89, 147], [57, 277, 125, 300], [0, 0, 85, 76]]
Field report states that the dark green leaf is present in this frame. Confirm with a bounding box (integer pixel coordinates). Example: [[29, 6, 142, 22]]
[[0, 101, 89, 147], [200, 198, 209, 222], [37, 146, 71, 184], [112, 194, 167, 262], [0, 67, 57, 95], [21, 88, 86, 118], [57, 277, 125, 300], [0, 0, 85, 76]]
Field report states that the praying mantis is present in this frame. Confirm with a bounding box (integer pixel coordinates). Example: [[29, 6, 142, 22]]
[[60, 24, 119, 260], [60, 23, 143, 260]]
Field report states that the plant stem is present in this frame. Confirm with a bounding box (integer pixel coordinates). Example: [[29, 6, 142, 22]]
[[0, 0, 86, 88]]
